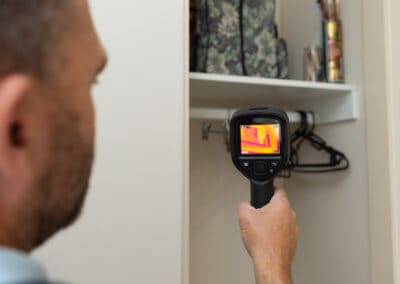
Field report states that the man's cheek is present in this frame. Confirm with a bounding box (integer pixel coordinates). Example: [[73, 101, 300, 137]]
[[84, 93, 95, 145], [74, 92, 95, 145]]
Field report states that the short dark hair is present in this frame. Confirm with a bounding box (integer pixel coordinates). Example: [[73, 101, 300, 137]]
[[0, 0, 68, 79]]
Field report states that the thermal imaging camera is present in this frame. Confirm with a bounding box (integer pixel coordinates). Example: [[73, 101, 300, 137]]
[[230, 108, 290, 208]]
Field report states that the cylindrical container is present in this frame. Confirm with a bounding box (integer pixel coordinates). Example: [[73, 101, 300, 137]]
[[327, 60, 341, 82], [322, 20, 344, 83]]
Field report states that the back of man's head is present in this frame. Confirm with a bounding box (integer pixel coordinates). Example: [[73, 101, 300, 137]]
[[0, 0, 106, 252], [0, 0, 69, 78]]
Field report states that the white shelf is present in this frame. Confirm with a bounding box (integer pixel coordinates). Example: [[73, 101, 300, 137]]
[[190, 107, 313, 124], [190, 72, 358, 124]]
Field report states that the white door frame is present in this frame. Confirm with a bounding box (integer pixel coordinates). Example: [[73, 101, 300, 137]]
[[364, 0, 400, 283], [385, 0, 400, 282], [183, 0, 190, 283]]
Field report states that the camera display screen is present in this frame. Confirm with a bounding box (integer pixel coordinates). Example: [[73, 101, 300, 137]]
[[240, 124, 281, 155]]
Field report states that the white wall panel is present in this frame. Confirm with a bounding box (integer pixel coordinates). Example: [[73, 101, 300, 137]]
[[34, 1, 187, 283]]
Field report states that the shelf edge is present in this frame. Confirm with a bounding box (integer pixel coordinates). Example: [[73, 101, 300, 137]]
[[190, 72, 355, 92]]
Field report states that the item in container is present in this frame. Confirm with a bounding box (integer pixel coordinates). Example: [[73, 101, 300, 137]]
[[304, 46, 324, 82]]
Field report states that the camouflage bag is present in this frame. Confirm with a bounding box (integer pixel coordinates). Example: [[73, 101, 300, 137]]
[[190, 0, 288, 79]]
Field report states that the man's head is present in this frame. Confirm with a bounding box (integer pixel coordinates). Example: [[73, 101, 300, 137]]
[[0, 0, 107, 251]]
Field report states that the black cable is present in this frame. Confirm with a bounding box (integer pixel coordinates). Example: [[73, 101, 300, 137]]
[[287, 111, 308, 169], [282, 110, 350, 176]]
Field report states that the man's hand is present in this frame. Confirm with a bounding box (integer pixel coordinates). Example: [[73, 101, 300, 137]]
[[238, 188, 298, 284]]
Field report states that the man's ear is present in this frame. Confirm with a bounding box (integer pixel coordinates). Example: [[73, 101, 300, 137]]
[[0, 75, 32, 179]]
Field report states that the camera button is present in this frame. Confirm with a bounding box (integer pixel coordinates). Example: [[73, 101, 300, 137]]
[[270, 160, 280, 169], [240, 161, 252, 173], [241, 161, 251, 168], [254, 161, 268, 175]]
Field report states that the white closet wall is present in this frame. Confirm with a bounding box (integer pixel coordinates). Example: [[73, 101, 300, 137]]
[[34, 1, 187, 283]]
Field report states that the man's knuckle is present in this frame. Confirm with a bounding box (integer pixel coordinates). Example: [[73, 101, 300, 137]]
[[238, 215, 251, 227]]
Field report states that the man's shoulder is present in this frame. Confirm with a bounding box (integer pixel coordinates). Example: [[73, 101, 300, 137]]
[[0, 248, 48, 284], [16, 282, 66, 284]]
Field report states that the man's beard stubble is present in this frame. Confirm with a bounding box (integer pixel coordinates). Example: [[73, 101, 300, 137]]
[[31, 105, 95, 248]]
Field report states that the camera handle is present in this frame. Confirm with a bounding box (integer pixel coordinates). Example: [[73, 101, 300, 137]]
[[250, 180, 275, 208]]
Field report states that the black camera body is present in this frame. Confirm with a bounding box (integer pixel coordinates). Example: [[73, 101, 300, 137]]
[[230, 108, 290, 208]]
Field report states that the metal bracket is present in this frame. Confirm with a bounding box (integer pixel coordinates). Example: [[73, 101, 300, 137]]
[[202, 120, 231, 152]]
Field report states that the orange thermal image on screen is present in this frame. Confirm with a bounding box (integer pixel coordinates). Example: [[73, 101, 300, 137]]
[[240, 124, 280, 155]]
